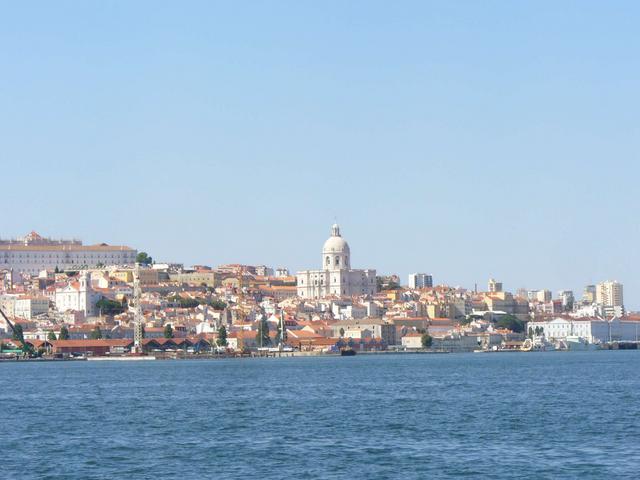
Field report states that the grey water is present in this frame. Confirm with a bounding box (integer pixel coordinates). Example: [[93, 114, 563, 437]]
[[3, 351, 640, 479]]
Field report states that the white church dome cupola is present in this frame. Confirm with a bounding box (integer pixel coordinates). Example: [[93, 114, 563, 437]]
[[322, 223, 350, 270], [297, 222, 377, 299]]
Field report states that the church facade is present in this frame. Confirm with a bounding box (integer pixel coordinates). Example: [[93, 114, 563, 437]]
[[296, 224, 377, 299]]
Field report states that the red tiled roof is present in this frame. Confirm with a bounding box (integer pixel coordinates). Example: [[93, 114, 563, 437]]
[[51, 339, 132, 347]]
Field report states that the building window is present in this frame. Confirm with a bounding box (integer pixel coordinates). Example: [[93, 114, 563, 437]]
[[326, 256, 330, 265], [335, 256, 340, 266]]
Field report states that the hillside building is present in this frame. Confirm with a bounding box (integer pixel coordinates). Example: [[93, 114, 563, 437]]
[[296, 224, 376, 299]]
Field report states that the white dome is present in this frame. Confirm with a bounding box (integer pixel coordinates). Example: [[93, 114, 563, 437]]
[[322, 224, 350, 253], [323, 235, 350, 254]]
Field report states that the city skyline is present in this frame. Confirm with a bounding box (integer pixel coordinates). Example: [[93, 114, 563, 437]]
[[2, 1, 638, 307], [0, 227, 632, 311]]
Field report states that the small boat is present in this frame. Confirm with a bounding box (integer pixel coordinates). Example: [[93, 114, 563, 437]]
[[565, 336, 599, 351], [340, 347, 356, 356]]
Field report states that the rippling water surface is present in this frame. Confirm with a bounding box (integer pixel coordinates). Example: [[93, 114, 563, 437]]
[[3, 351, 640, 479]]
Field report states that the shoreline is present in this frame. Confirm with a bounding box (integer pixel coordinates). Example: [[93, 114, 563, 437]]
[[2, 348, 633, 363]]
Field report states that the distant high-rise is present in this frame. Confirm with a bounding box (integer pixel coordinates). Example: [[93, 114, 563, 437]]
[[536, 289, 552, 303], [558, 290, 575, 311], [583, 285, 597, 303], [596, 281, 623, 308], [408, 273, 433, 289], [488, 278, 503, 293]]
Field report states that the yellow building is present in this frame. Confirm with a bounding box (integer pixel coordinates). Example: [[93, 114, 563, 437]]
[[110, 268, 158, 285], [111, 270, 133, 283]]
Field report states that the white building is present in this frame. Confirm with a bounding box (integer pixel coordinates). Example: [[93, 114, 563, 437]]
[[14, 296, 49, 320], [0, 231, 137, 275], [401, 332, 424, 349], [274, 267, 290, 277], [408, 273, 433, 289], [296, 224, 376, 299], [0, 294, 18, 318], [527, 317, 640, 343], [331, 318, 396, 345], [254, 265, 274, 277], [488, 278, 503, 293], [332, 302, 368, 320], [572, 304, 604, 318], [54, 272, 100, 317]]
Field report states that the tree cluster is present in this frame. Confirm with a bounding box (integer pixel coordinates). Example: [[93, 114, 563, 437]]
[[59, 325, 70, 340], [256, 318, 271, 347], [96, 298, 126, 316], [136, 252, 153, 265], [90, 326, 103, 339], [163, 324, 174, 339], [217, 325, 228, 347], [495, 314, 525, 333]]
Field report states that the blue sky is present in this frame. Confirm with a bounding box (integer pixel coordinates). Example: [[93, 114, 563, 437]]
[[1, 1, 639, 306]]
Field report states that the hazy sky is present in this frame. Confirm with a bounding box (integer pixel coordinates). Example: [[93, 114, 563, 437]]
[[1, 1, 639, 307]]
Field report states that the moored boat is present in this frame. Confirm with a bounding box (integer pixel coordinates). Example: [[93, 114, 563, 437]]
[[565, 336, 599, 351]]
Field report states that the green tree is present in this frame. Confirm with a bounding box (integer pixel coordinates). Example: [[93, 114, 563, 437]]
[[54, 266, 60, 273], [163, 324, 174, 339], [209, 299, 227, 310], [96, 298, 126, 316], [90, 326, 103, 339], [256, 318, 271, 347], [47, 331, 57, 341], [169, 295, 199, 308], [421, 332, 433, 348], [387, 280, 401, 290], [217, 325, 228, 347], [495, 314, 525, 333], [460, 316, 473, 326], [136, 252, 153, 265], [59, 325, 70, 340]]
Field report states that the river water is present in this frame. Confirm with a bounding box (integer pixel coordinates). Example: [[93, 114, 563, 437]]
[[3, 351, 640, 479]]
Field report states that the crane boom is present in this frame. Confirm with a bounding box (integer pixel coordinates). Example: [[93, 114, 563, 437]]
[[0, 306, 17, 334], [0, 306, 30, 354]]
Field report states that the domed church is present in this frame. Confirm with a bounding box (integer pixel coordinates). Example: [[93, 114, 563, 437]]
[[296, 224, 377, 298]]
